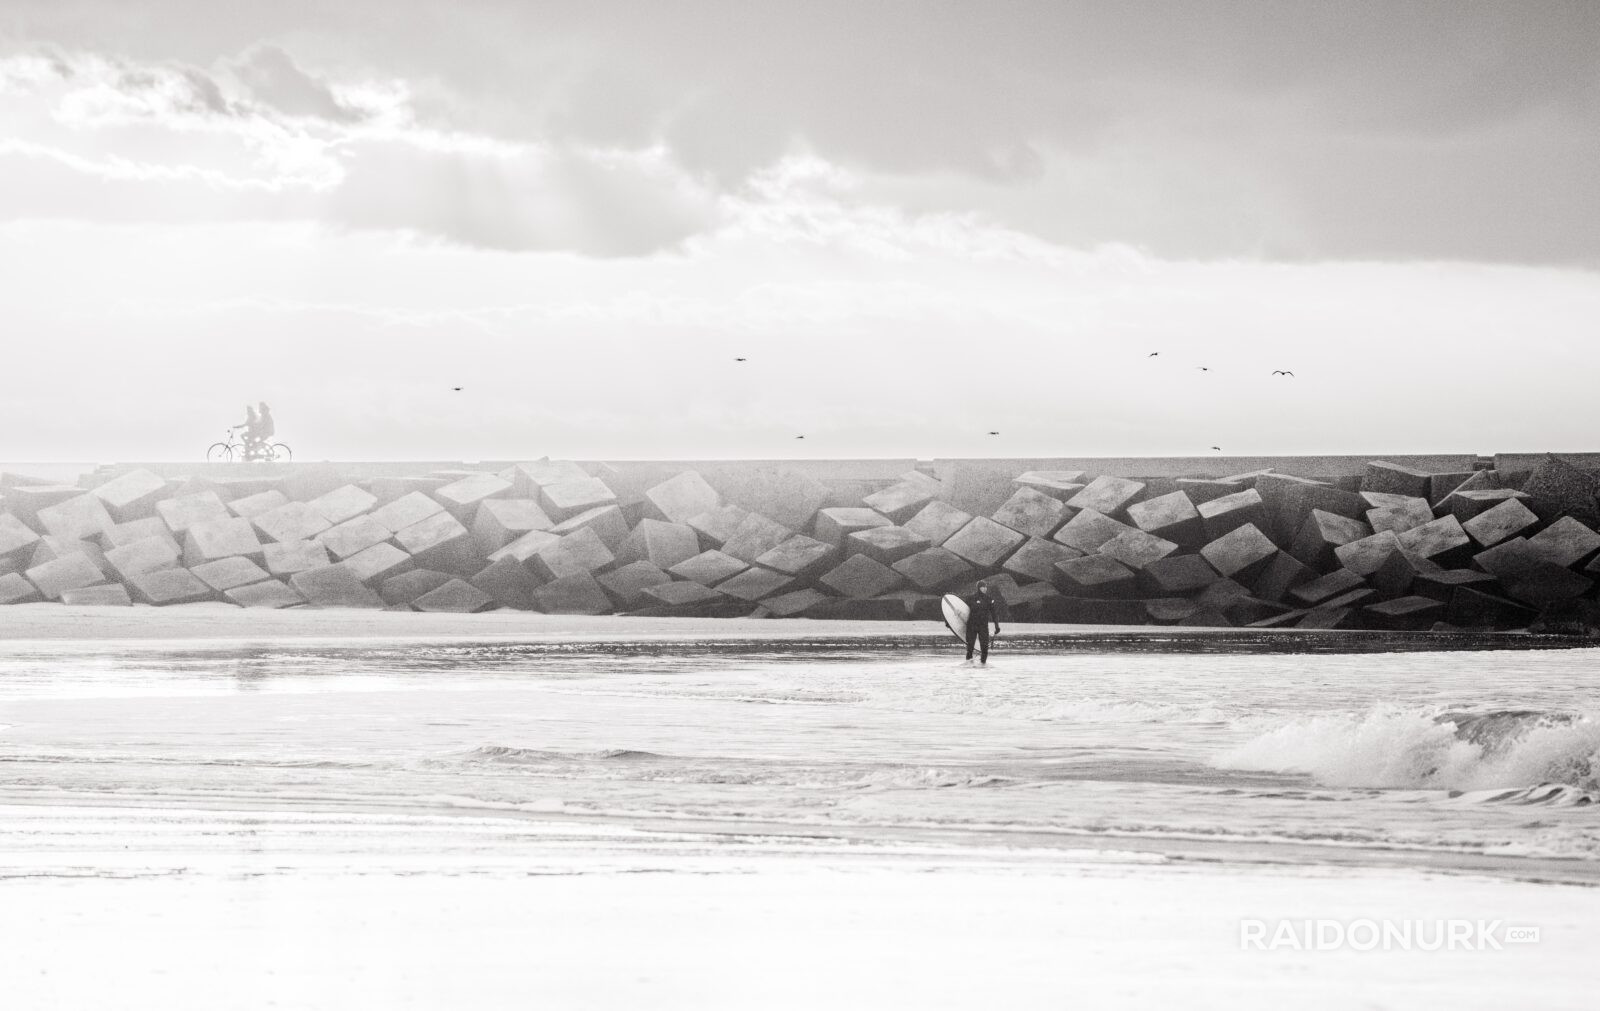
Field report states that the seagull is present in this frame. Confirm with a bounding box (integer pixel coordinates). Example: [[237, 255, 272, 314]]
[[795, 435, 805, 440], [1271, 370, 1294, 376], [988, 431, 999, 436], [1147, 352, 1159, 357], [1211, 446, 1222, 451], [1197, 366, 1209, 371], [451, 387, 462, 391], [734, 357, 747, 362]]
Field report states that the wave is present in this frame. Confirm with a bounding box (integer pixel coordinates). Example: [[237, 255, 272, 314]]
[[454, 745, 665, 765], [1215, 706, 1600, 792]]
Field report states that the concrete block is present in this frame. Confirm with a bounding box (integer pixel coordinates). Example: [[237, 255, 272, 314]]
[[538, 477, 617, 524], [716, 566, 795, 602], [1439, 469, 1502, 503], [1197, 578, 1253, 609], [1174, 478, 1246, 505], [1035, 596, 1146, 625], [60, 583, 133, 607], [224, 579, 306, 609], [1501, 563, 1594, 608], [25, 553, 105, 600], [763, 588, 829, 617], [1519, 455, 1600, 523], [89, 468, 167, 522], [1255, 474, 1366, 544], [1096, 529, 1178, 571], [814, 507, 892, 547], [1319, 587, 1378, 612], [641, 580, 728, 608], [3, 485, 82, 527], [1001, 537, 1082, 584], [1526, 516, 1600, 568], [104, 535, 181, 582], [1222, 595, 1292, 626], [303, 486, 375, 528], [289, 565, 384, 609], [1447, 586, 1537, 630], [317, 514, 392, 561], [1126, 490, 1204, 547], [253, 502, 333, 544], [708, 466, 833, 532], [1360, 595, 1445, 629], [687, 504, 751, 547], [128, 568, 214, 606], [819, 554, 904, 598], [262, 540, 332, 577], [508, 460, 591, 497], [528, 527, 615, 582], [227, 489, 289, 520], [991, 488, 1070, 539], [755, 536, 839, 580], [1471, 537, 1543, 581], [893, 547, 975, 592], [1361, 460, 1433, 499], [365, 476, 448, 506], [1197, 489, 1270, 542], [487, 529, 562, 565], [343, 543, 414, 585], [394, 511, 476, 574], [190, 556, 271, 592], [0, 513, 41, 563], [863, 480, 937, 523], [902, 501, 974, 547], [471, 499, 554, 556], [1145, 598, 1199, 624], [721, 513, 794, 564], [1052, 509, 1135, 554], [1411, 569, 1497, 603], [37, 494, 116, 542], [943, 516, 1025, 569], [1289, 509, 1370, 568], [1530, 599, 1600, 636], [670, 550, 749, 586], [1396, 515, 1470, 562], [1462, 498, 1538, 548], [411, 578, 497, 613], [1251, 551, 1314, 602], [1199, 523, 1278, 582], [550, 505, 631, 552], [0, 572, 43, 604], [1053, 555, 1137, 598], [1445, 489, 1531, 523], [846, 526, 930, 566], [613, 518, 700, 571], [1365, 497, 1434, 535], [434, 473, 512, 521], [646, 471, 724, 525], [940, 463, 1026, 517], [1428, 471, 1479, 506], [29, 535, 108, 577], [1176, 606, 1233, 628], [1138, 554, 1222, 596], [379, 569, 456, 607], [371, 491, 446, 535], [101, 517, 178, 554], [1334, 530, 1404, 576], [1370, 549, 1428, 599], [1065, 476, 1144, 517], [182, 518, 264, 567], [596, 561, 674, 608], [1297, 606, 1355, 630], [533, 573, 615, 615], [1013, 471, 1087, 501], [469, 557, 542, 610]]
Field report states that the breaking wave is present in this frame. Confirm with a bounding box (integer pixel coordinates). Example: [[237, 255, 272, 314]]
[[1216, 707, 1600, 792], [455, 746, 664, 765]]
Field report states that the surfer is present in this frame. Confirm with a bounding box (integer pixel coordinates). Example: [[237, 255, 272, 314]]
[[963, 580, 1001, 665]]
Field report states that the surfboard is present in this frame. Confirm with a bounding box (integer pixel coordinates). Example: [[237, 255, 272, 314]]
[[940, 593, 970, 643]]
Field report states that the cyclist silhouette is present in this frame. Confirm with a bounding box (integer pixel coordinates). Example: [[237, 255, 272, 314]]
[[233, 402, 276, 462]]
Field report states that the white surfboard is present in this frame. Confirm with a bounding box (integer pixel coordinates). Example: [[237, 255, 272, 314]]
[[940, 593, 970, 643]]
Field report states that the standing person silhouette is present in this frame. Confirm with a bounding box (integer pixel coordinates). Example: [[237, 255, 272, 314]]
[[964, 579, 1002, 665]]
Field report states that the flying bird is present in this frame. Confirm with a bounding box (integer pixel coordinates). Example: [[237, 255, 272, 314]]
[[451, 387, 462, 391], [1147, 352, 1159, 357], [1211, 446, 1222, 451], [988, 431, 999, 436], [795, 435, 805, 440], [1197, 366, 1209, 371], [734, 357, 747, 362], [1272, 370, 1294, 376]]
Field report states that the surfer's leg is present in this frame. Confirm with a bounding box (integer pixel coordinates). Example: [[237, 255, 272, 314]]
[[977, 626, 990, 663], [964, 625, 977, 660]]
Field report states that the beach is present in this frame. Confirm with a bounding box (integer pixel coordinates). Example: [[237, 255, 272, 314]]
[[2, 607, 1597, 1009]]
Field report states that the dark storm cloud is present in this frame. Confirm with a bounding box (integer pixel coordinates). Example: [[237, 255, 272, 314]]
[[3, 0, 1598, 263]]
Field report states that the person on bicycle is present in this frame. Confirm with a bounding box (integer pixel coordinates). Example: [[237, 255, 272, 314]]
[[234, 404, 262, 457], [256, 402, 275, 448]]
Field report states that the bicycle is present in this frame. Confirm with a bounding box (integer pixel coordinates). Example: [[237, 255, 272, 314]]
[[206, 427, 293, 463]]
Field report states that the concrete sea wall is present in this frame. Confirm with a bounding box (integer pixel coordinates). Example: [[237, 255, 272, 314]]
[[3, 454, 1599, 633]]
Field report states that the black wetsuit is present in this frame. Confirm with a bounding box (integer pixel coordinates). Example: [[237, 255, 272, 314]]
[[964, 589, 1000, 662]]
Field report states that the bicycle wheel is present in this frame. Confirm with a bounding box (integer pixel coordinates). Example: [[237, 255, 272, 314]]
[[206, 442, 234, 462], [270, 443, 293, 462]]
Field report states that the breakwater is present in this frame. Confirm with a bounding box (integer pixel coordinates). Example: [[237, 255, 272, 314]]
[[2, 455, 1598, 632]]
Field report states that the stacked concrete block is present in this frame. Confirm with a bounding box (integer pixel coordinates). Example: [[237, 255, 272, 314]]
[[670, 550, 748, 586], [903, 501, 973, 547], [226, 489, 289, 520], [379, 569, 457, 607], [1013, 471, 1087, 500], [1461, 498, 1539, 549], [720, 513, 793, 565], [1052, 509, 1135, 554], [38, 494, 117, 543], [1363, 494, 1434, 535], [104, 535, 181, 582], [755, 536, 838, 580], [1518, 455, 1600, 523], [1251, 551, 1315, 602], [644, 471, 722, 524], [263, 540, 332, 577], [716, 566, 795, 603], [551, 504, 631, 550], [0, 572, 43, 604], [30, 536, 108, 577], [1001, 537, 1082, 585], [1097, 529, 1178, 571], [224, 580, 306, 609], [253, 501, 333, 544], [527, 527, 614, 582], [1054, 555, 1137, 598], [538, 477, 618, 524], [191, 557, 272, 593], [1290, 510, 1369, 569], [508, 460, 591, 497], [102, 517, 179, 553], [25, 553, 105, 600], [89, 469, 167, 522], [763, 588, 828, 617], [307, 485, 379, 527], [1411, 569, 1497, 603], [534, 572, 615, 615], [1395, 515, 1470, 564], [318, 514, 392, 561], [943, 517, 1025, 569], [613, 518, 700, 571], [1361, 461, 1433, 499], [1066, 476, 1143, 517], [1126, 490, 1204, 549], [1444, 489, 1531, 523], [814, 507, 892, 548], [0, 513, 41, 567], [596, 561, 674, 608], [468, 557, 542, 610], [289, 565, 384, 608], [487, 529, 562, 565], [372, 491, 446, 534], [640, 580, 730, 612], [412, 578, 497, 613], [1335, 530, 1405, 577], [394, 511, 476, 574], [991, 488, 1070, 539], [847, 526, 930, 566], [687, 504, 750, 548], [1197, 489, 1269, 542], [469, 500, 552, 557], [128, 568, 214, 606], [434, 473, 512, 521], [1199, 524, 1278, 583], [862, 479, 937, 523], [819, 554, 904, 598], [343, 543, 414, 584], [4, 485, 83, 528], [1136, 553, 1221, 596], [709, 467, 832, 532], [893, 547, 974, 592], [1525, 516, 1600, 568], [183, 518, 265, 568], [61, 584, 133, 607]]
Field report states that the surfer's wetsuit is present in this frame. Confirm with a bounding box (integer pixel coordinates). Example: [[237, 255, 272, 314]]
[[964, 589, 1000, 663]]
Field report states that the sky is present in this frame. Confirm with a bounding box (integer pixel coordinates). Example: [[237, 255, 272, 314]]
[[1, 0, 1598, 462]]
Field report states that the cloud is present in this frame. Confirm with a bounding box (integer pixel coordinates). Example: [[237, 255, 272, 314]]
[[227, 44, 363, 122]]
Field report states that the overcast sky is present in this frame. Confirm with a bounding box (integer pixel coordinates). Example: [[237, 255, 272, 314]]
[[2, 0, 1597, 462]]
